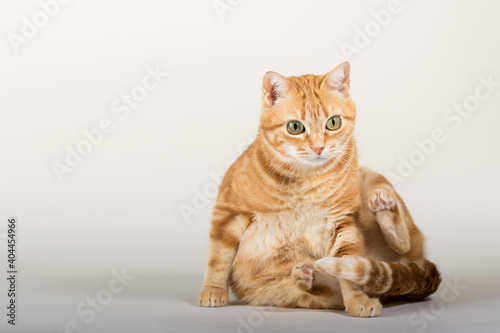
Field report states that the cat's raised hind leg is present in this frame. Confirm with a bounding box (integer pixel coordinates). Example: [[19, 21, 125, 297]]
[[367, 188, 411, 255], [360, 167, 426, 261]]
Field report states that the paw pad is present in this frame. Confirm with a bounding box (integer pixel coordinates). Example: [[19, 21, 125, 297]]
[[368, 189, 395, 212], [292, 263, 315, 291]]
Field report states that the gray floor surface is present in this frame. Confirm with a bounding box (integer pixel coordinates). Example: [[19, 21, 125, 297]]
[[3, 271, 499, 333]]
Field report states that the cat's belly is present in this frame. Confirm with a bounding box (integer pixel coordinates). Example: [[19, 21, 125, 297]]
[[232, 205, 335, 275]]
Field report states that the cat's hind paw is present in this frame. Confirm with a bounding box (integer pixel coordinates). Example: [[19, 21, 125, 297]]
[[368, 189, 396, 212]]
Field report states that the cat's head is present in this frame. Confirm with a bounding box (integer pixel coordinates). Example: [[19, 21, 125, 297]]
[[259, 62, 356, 170]]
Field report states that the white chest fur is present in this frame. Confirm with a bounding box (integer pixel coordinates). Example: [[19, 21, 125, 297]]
[[236, 204, 337, 261]]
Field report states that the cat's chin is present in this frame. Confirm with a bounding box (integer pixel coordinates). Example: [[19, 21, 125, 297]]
[[301, 157, 330, 167]]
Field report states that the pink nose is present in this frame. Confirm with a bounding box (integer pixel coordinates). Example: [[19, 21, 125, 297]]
[[312, 146, 325, 155]]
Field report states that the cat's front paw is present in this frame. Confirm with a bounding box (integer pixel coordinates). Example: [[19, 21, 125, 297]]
[[292, 263, 315, 291], [197, 287, 228, 307], [368, 189, 395, 212], [345, 296, 382, 317]]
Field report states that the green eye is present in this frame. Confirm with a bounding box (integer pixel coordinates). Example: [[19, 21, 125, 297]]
[[287, 121, 305, 135], [326, 116, 342, 131]]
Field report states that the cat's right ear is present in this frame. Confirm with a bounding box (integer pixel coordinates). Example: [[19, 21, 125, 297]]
[[262, 72, 289, 107]]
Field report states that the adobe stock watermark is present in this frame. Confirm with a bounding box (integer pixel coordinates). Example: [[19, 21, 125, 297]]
[[385, 74, 499, 185], [213, 0, 243, 21], [179, 135, 254, 224], [340, 0, 406, 61], [7, 0, 73, 54], [55, 268, 135, 333], [51, 64, 168, 182], [401, 277, 467, 333], [231, 306, 275, 333]]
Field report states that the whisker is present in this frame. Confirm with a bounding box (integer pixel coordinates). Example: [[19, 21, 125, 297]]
[[264, 159, 288, 182], [287, 160, 303, 193], [335, 152, 364, 194], [280, 160, 299, 192]]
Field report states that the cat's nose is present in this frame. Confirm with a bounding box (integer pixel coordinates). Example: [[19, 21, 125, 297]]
[[311, 146, 325, 155]]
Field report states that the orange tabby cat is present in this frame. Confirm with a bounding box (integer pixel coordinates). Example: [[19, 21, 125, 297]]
[[197, 62, 441, 317]]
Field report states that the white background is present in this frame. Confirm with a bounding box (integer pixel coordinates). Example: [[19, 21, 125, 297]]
[[0, 0, 499, 332]]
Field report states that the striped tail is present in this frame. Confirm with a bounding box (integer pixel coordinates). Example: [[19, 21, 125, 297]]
[[316, 256, 441, 300]]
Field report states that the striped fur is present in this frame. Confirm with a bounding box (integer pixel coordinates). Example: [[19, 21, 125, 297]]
[[316, 257, 441, 300], [197, 62, 441, 317]]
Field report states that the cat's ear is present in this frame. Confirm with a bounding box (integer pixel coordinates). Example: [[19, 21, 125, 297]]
[[262, 72, 289, 107], [321, 62, 351, 98]]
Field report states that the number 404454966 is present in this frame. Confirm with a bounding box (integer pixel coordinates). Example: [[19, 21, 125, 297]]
[[7, 218, 16, 270]]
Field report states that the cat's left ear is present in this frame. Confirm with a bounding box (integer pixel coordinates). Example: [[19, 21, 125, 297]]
[[321, 62, 351, 98]]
